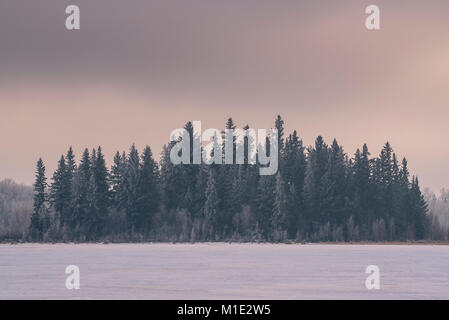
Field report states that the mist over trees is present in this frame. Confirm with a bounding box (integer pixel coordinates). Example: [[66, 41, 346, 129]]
[[2, 115, 443, 242], [0, 179, 33, 240], [424, 188, 449, 240]]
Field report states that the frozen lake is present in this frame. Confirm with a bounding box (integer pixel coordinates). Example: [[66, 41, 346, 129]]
[[0, 243, 448, 299]]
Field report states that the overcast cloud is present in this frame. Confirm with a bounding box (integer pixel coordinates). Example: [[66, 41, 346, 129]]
[[1, 0, 449, 191]]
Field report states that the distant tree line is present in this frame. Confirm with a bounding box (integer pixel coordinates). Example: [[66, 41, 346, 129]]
[[0, 180, 33, 240], [28, 116, 435, 242], [424, 188, 449, 240]]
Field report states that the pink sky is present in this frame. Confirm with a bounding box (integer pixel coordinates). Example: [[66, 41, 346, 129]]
[[1, 0, 449, 191]]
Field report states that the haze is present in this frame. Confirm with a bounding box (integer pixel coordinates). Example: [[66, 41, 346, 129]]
[[1, 0, 449, 191]]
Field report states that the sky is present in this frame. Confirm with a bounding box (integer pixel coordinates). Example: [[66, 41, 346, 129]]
[[1, 0, 449, 192]]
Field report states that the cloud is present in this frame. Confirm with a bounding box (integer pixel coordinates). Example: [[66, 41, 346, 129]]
[[1, 0, 449, 191]]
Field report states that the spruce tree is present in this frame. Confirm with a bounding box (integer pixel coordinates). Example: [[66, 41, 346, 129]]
[[272, 172, 288, 240], [351, 144, 372, 229], [304, 136, 328, 235], [274, 115, 285, 154], [50, 155, 67, 228], [30, 115, 432, 243], [65, 147, 76, 188], [203, 168, 219, 240], [88, 146, 109, 238], [30, 158, 49, 241], [241, 124, 259, 207], [160, 142, 185, 212], [71, 149, 91, 239], [255, 175, 275, 239], [110, 151, 126, 210], [62, 147, 76, 234], [135, 146, 160, 233], [321, 139, 347, 227], [281, 130, 306, 238], [369, 143, 390, 229], [410, 177, 428, 239], [394, 158, 410, 239], [123, 144, 140, 232]]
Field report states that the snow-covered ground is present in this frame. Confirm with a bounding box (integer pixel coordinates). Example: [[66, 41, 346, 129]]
[[0, 243, 448, 299]]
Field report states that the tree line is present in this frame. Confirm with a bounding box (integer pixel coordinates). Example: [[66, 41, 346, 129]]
[[0, 179, 33, 240], [424, 188, 449, 240], [29, 115, 433, 242]]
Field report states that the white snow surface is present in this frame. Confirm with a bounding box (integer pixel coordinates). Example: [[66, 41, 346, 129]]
[[0, 243, 448, 299]]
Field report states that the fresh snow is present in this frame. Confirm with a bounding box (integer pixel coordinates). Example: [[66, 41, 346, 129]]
[[0, 243, 448, 299]]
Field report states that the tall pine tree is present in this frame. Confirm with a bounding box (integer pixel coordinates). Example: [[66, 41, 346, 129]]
[[30, 159, 49, 241]]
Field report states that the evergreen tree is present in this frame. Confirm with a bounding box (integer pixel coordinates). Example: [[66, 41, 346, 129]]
[[203, 168, 219, 239], [86, 146, 109, 238], [30, 159, 49, 240], [304, 136, 329, 235], [377, 142, 394, 187], [176, 121, 201, 215], [214, 119, 238, 236], [110, 151, 126, 210], [241, 124, 259, 207], [410, 177, 428, 239], [71, 149, 91, 239], [123, 144, 140, 232], [351, 144, 372, 228], [272, 172, 288, 239], [274, 115, 285, 154], [160, 143, 184, 213], [28, 115, 432, 242], [371, 143, 390, 224], [255, 175, 275, 238], [65, 147, 76, 189], [50, 155, 67, 228], [281, 131, 306, 238], [135, 146, 160, 233], [395, 157, 410, 239], [321, 139, 347, 227], [224, 117, 237, 163]]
